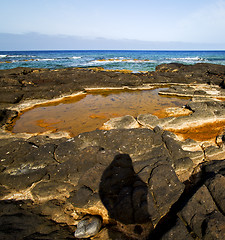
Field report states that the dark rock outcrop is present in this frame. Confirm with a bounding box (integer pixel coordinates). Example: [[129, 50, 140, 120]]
[[0, 129, 224, 239], [1, 63, 225, 239], [0, 63, 225, 108], [0, 129, 186, 239]]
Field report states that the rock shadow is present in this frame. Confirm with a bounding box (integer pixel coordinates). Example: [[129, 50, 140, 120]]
[[0, 199, 74, 239], [99, 154, 150, 225]]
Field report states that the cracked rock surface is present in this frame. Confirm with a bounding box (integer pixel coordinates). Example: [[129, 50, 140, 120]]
[[0, 63, 225, 239], [0, 128, 225, 239]]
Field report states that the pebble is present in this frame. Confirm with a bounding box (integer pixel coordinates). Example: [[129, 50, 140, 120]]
[[74, 215, 102, 238]]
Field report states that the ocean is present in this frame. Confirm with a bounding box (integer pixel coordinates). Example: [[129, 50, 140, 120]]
[[1, 50, 225, 72]]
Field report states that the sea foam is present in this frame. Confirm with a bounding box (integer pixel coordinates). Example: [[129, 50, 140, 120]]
[[168, 57, 205, 61], [70, 56, 82, 59], [90, 58, 154, 65]]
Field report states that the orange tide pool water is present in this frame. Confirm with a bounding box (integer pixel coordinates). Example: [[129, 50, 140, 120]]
[[11, 88, 190, 137]]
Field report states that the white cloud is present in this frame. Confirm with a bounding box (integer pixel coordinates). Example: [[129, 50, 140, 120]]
[[176, 0, 225, 43]]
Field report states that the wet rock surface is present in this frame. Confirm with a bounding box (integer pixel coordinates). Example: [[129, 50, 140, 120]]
[[0, 63, 225, 239]]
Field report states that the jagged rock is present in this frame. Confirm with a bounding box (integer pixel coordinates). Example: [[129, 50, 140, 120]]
[[201, 159, 225, 175], [0, 109, 18, 127], [101, 115, 139, 130], [74, 215, 102, 238], [161, 131, 194, 174], [0, 200, 74, 239], [177, 158, 225, 239], [160, 217, 193, 240], [205, 174, 225, 215], [147, 162, 185, 226], [202, 211, 225, 240], [220, 79, 225, 89], [204, 145, 225, 161], [178, 185, 220, 239]]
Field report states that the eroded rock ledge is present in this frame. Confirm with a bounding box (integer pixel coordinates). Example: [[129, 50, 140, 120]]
[[0, 63, 225, 239]]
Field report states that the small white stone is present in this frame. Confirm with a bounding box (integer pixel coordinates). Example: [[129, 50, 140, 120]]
[[74, 215, 102, 239]]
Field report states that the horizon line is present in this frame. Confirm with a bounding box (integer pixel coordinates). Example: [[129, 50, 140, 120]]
[[1, 49, 225, 52]]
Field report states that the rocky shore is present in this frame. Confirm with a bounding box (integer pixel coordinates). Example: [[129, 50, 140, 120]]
[[0, 63, 225, 239]]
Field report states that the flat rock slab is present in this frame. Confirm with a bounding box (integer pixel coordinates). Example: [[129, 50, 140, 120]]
[[0, 129, 224, 239], [0, 128, 190, 239], [101, 115, 140, 130], [138, 100, 225, 130], [159, 84, 225, 99]]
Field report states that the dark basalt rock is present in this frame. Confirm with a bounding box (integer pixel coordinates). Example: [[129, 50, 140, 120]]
[[220, 79, 225, 89], [1, 64, 225, 239], [0, 200, 74, 240], [0, 91, 23, 104], [159, 217, 194, 240], [0, 128, 192, 239], [0, 109, 17, 127], [156, 63, 225, 86], [0, 129, 224, 239], [178, 185, 219, 238], [0, 63, 224, 107]]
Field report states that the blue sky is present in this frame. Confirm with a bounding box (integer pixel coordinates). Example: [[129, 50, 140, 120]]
[[1, 0, 225, 50]]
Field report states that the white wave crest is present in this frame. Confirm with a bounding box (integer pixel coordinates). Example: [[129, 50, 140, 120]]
[[36, 58, 55, 61], [168, 57, 205, 61], [12, 58, 56, 62], [70, 56, 82, 59], [7, 55, 36, 58], [0, 55, 7, 58], [90, 58, 154, 65]]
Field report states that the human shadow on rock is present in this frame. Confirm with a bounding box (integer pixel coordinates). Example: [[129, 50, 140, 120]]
[[99, 154, 150, 225]]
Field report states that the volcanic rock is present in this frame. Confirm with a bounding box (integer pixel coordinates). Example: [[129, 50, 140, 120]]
[[1, 63, 225, 239]]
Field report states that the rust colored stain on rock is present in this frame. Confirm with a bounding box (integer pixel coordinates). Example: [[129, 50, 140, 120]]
[[173, 120, 225, 142]]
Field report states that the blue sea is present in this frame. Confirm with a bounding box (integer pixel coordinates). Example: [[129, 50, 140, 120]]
[[1, 50, 225, 72]]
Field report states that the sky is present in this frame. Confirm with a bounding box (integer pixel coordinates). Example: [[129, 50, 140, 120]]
[[1, 0, 225, 50]]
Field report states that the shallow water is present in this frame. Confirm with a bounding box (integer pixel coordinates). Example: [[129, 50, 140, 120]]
[[1, 50, 225, 72], [11, 89, 189, 137]]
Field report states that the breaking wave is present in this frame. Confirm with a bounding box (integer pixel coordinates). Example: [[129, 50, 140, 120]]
[[70, 56, 82, 59], [167, 57, 205, 62], [90, 58, 156, 65], [7, 55, 36, 58]]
